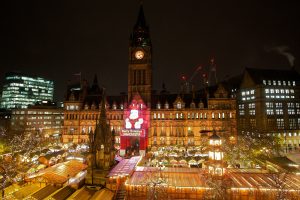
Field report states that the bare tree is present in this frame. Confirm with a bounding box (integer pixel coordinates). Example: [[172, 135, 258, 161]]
[[265, 172, 300, 200], [202, 173, 232, 200], [142, 167, 168, 200]]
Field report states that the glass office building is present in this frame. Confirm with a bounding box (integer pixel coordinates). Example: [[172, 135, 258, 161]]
[[0, 72, 54, 109]]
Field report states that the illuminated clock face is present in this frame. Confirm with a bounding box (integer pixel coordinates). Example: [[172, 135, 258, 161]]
[[135, 50, 144, 60]]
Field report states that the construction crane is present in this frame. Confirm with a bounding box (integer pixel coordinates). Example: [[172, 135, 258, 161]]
[[180, 58, 217, 93]]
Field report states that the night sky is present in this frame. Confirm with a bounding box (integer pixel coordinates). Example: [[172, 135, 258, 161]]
[[0, 1, 299, 101]]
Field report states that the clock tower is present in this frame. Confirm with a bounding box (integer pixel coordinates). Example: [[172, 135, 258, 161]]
[[128, 4, 152, 106]]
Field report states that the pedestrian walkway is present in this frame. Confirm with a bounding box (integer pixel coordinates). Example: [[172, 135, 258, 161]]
[[287, 152, 300, 164]]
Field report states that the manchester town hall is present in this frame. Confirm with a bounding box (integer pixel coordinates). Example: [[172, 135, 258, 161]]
[[62, 5, 237, 157]]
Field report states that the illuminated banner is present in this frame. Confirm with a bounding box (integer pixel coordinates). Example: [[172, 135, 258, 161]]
[[121, 129, 145, 137]]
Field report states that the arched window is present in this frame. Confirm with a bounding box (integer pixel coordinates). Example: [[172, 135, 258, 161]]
[[165, 103, 169, 109], [177, 102, 182, 109], [157, 103, 161, 109]]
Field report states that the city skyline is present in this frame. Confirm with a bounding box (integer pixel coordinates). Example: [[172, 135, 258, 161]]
[[0, 1, 299, 101]]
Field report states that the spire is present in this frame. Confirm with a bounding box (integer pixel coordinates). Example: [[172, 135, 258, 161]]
[[134, 3, 147, 29], [99, 88, 107, 124], [131, 3, 151, 47]]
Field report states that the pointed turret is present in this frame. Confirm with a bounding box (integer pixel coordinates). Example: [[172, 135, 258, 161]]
[[99, 89, 107, 124], [134, 3, 147, 29], [92, 89, 115, 169], [131, 4, 151, 47], [94, 90, 107, 150], [90, 74, 102, 95]]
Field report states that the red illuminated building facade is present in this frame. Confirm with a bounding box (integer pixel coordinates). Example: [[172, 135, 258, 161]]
[[120, 94, 150, 156]]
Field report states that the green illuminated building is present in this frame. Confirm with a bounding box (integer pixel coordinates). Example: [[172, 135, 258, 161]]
[[0, 72, 54, 109]]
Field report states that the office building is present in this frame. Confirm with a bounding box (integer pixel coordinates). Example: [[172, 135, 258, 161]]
[[0, 72, 54, 109]]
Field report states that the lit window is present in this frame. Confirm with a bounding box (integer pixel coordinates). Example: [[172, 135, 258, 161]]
[[165, 103, 169, 109], [177, 102, 182, 109], [265, 89, 269, 93], [275, 103, 282, 108], [157, 103, 161, 109], [275, 109, 283, 115], [277, 118, 284, 129], [266, 109, 274, 115], [249, 110, 255, 115], [278, 80, 281, 86], [266, 102, 273, 108]]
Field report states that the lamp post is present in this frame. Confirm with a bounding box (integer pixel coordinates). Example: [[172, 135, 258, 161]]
[[284, 135, 288, 154]]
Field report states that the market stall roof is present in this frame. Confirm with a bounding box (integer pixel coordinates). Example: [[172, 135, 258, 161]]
[[126, 167, 300, 190], [30, 185, 60, 200], [90, 188, 114, 200], [8, 184, 41, 199], [229, 172, 300, 190], [28, 160, 87, 184], [108, 156, 141, 178], [126, 167, 205, 187]]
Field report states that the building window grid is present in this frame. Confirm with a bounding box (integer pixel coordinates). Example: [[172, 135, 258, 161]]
[[289, 119, 297, 129], [277, 119, 284, 129]]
